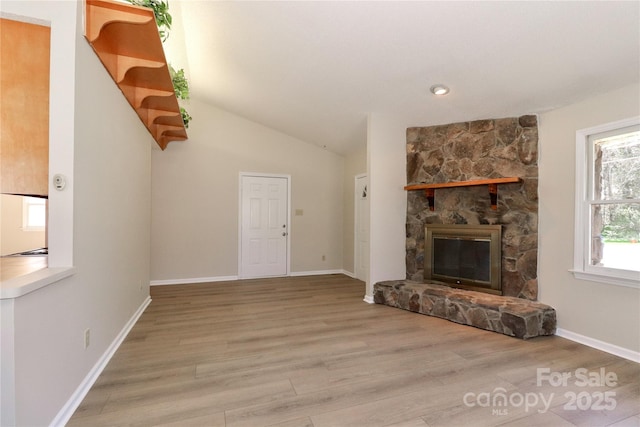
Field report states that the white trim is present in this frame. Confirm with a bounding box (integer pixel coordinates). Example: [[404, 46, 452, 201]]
[[290, 269, 346, 277], [150, 276, 239, 286], [341, 270, 356, 279], [50, 296, 151, 427], [574, 116, 640, 289], [151, 271, 357, 285], [555, 328, 640, 364], [363, 295, 374, 304], [238, 172, 291, 279], [570, 269, 640, 288], [0, 11, 50, 26], [354, 173, 368, 283]]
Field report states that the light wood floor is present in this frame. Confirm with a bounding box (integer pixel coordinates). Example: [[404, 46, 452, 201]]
[[69, 274, 640, 427]]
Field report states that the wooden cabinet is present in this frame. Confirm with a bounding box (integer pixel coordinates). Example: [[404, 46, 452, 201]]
[[0, 18, 50, 197]]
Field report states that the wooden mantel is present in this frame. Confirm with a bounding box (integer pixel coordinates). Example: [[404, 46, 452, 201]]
[[404, 177, 522, 211], [84, 0, 187, 150]]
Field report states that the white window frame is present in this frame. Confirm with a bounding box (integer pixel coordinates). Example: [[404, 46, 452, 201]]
[[22, 196, 47, 231], [573, 116, 640, 288]]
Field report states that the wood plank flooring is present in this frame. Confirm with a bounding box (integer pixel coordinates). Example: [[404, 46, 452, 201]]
[[68, 275, 640, 426]]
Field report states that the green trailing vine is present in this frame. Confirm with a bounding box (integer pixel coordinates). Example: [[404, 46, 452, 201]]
[[179, 107, 192, 129], [170, 65, 192, 128], [126, 0, 172, 42], [126, 0, 192, 128], [169, 66, 189, 99]]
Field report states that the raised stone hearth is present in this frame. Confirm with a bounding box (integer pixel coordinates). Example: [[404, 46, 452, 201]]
[[396, 116, 555, 338], [374, 280, 556, 339]]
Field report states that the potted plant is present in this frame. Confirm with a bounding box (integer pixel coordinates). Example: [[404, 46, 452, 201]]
[[169, 65, 192, 128], [126, 0, 191, 128]]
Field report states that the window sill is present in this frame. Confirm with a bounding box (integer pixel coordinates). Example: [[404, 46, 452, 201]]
[[22, 227, 46, 232], [0, 266, 76, 299], [570, 269, 640, 289]]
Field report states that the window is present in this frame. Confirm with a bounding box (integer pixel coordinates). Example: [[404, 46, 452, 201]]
[[574, 117, 640, 288], [22, 196, 46, 231]]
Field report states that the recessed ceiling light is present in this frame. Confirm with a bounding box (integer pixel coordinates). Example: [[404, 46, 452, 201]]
[[430, 84, 450, 96]]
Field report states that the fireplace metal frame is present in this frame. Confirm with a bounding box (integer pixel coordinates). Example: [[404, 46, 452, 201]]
[[424, 224, 502, 295]]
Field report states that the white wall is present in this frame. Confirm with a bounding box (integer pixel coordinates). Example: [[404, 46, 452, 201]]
[[366, 114, 407, 298], [538, 83, 640, 354], [151, 99, 345, 282], [158, 0, 190, 83], [1, 1, 153, 425]]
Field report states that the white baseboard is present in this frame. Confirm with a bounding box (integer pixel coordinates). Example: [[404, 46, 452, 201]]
[[341, 270, 356, 278], [150, 276, 238, 286], [50, 296, 151, 427], [555, 328, 640, 363], [363, 295, 374, 304], [151, 271, 355, 286], [290, 269, 349, 277]]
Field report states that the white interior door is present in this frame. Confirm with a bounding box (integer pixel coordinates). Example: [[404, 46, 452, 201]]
[[240, 174, 289, 278], [355, 174, 369, 282]]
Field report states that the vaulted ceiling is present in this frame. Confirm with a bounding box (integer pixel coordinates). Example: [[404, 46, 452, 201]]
[[169, 1, 640, 155]]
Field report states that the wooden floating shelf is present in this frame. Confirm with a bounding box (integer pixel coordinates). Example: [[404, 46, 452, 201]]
[[84, 0, 187, 150], [404, 177, 522, 211]]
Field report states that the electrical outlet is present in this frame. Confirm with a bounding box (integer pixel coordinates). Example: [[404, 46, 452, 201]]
[[84, 328, 90, 349], [139, 279, 143, 291]]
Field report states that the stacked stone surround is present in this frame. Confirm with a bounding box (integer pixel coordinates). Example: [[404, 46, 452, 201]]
[[374, 280, 556, 339], [383, 115, 555, 338], [406, 115, 539, 300]]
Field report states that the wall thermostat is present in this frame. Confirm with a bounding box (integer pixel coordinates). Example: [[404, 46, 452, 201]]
[[53, 174, 66, 191]]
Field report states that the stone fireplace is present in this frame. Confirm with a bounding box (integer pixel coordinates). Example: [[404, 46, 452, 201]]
[[372, 115, 556, 339], [406, 115, 539, 300]]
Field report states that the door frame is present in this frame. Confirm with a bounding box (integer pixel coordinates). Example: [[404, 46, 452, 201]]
[[238, 172, 291, 279], [354, 173, 369, 282]]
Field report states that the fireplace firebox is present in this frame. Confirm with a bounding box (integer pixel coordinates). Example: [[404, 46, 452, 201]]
[[424, 224, 502, 295]]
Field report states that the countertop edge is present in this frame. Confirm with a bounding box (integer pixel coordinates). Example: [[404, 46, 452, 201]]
[[0, 267, 77, 299]]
